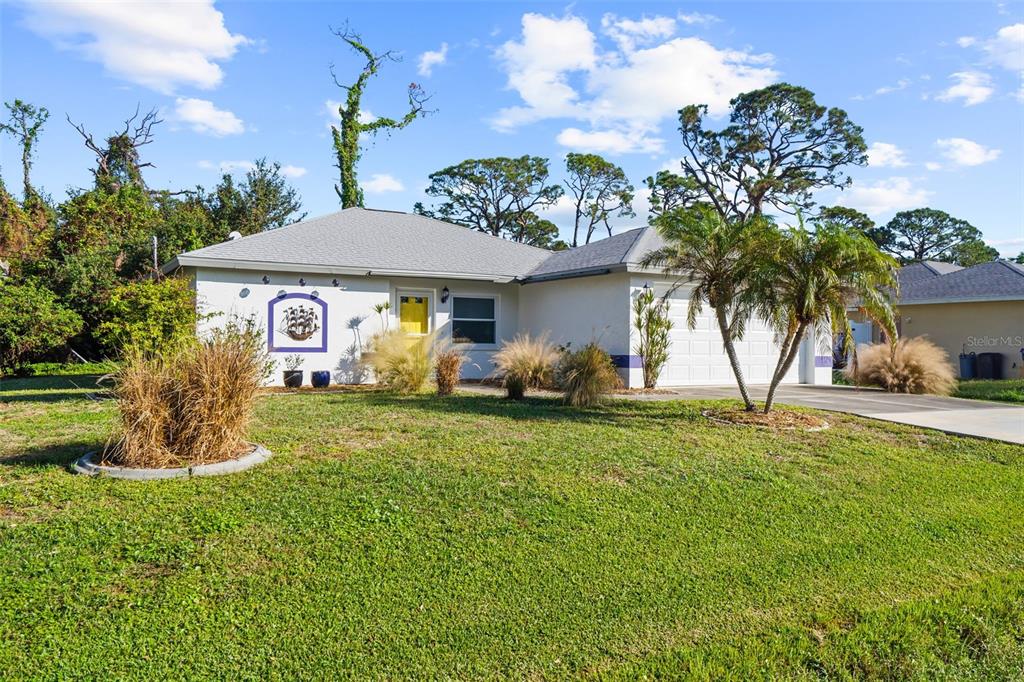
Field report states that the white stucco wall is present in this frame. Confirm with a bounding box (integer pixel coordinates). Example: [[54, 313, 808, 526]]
[[191, 267, 519, 385], [191, 266, 830, 390], [518, 272, 633, 383]]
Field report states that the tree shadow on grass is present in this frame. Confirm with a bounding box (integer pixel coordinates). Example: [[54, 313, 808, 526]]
[[329, 390, 709, 429], [0, 374, 109, 403], [0, 440, 101, 469]]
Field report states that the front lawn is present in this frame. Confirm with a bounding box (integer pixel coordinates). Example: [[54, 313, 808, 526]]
[[1, 376, 1023, 679], [955, 378, 1024, 404]]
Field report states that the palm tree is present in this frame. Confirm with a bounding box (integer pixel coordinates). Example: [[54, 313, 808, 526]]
[[755, 214, 899, 413], [642, 205, 777, 411]]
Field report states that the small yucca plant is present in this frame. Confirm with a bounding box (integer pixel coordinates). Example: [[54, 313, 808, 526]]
[[492, 333, 559, 400], [365, 330, 434, 394], [434, 345, 466, 397], [847, 337, 956, 395], [557, 342, 622, 407]]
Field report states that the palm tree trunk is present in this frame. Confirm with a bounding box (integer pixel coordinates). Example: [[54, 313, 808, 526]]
[[764, 323, 808, 414], [716, 306, 756, 411]]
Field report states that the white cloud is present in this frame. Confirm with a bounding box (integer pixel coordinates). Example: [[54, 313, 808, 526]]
[[363, 173, 404, 193], [214, 160, 256, 174], [838, 177, 932, 216], [874, 78, 911, 95], [20, 0, 247, 94], [199, 160, 306, 177], [924, 161, 943, 171], [956, 36, 977, 48], [556, 126, 664, 154], [936, 137, 1002, 166], [601, 14, 676, 53], [983, 23, 1024, 70], [492, 14, 598, 130], [491, 13, 777, 150], [936, 71, 994, 105], [867, 142, 909, 167], [417, 42, 449, 76], [174, 97, 245, 136], [678, 12, 720, 26]]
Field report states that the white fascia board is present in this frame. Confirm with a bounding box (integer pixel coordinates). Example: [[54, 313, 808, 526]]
[[172, 255, 516, 282]]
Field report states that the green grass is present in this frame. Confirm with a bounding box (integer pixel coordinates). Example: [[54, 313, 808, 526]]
[[1, 377, 1022, 679], [955, 379, 1024, 404]]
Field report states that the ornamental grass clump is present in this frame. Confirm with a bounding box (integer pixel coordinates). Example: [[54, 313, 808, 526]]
[[492, 333, 559, 400], [557, 342, 622, 407], [847, 337, 956, 395], [365, 330, 434, 394], [107, 322, 271, 468], [434, 345, 466, 397]]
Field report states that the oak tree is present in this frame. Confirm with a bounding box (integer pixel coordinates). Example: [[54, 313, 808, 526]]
[[564, 153, 634, 246]]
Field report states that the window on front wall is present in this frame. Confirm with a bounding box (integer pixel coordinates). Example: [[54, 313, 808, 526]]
[[451, 296, 496, 344]]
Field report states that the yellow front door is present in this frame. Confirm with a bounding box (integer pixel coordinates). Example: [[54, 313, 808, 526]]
[[399, 295, 429, 335]]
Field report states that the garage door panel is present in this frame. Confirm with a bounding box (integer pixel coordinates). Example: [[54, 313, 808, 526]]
[[659, 293, 798, 387]]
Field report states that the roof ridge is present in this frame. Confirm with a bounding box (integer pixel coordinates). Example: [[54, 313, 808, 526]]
[[392, 208, 555, 255], [620, 226, 654, 264], [186, 207, 359, 255], [997, 259, 1024, 277]]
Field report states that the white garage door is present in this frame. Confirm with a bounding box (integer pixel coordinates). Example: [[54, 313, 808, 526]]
[[657, 293, 798, 387]]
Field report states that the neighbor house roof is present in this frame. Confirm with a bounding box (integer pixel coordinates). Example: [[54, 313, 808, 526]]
[[896, 259, 1024, 304], [167, 208, 674, 284], [166, 207, 552, 282], [520, 227, 666, 282]]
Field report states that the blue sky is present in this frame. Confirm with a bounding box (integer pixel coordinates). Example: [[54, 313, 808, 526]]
[[2, 1, 1022, 254]]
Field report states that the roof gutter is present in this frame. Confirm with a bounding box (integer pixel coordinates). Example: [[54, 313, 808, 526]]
[[168, 255, 521, 283], [518, 265, 620, 284], [846, 294, 1024, 310]]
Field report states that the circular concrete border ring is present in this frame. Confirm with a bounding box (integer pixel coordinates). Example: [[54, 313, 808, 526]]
[[70, 444, 271, 480]]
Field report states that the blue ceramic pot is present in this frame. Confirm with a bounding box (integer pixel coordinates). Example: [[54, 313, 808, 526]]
[[311, 370, 331, 388]]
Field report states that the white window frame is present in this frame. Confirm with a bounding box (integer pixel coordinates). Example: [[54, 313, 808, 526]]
[[450, 294, 498, 348]]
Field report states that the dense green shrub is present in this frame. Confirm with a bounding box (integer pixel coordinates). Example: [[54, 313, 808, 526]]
[[96, 277, 197, 355], [557, 342, 621, 407], [0, 281, 82, 373]]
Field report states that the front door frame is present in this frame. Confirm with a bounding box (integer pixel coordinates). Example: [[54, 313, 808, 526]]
[[394, 287, 436, 337]]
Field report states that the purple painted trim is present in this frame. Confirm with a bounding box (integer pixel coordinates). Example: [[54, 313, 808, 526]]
[[268, 293, 328, 353], [814, 355, 833, 368], [610, 354, 643, 369]]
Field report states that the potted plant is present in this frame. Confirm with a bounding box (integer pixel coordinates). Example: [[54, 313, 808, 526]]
[[311, 370, 331, 388], [283, 354, 303, 388]]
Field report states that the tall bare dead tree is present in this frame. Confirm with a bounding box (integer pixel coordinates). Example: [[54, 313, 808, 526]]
[[68, 106, 161, 192], [329, 25, 430, 208]]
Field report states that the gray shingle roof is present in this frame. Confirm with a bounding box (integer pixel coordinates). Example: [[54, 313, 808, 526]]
[[522, 227, 666, 281], [898, 260, 1024, 303], [897, 260, 963, 286], [171, 207, 552, 281]]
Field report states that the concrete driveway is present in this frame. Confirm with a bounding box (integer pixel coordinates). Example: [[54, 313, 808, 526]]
[[654, 384, 1024, 444]]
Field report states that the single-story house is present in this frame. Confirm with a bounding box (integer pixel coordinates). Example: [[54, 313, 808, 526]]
[[165, 208, 833, 387], [848, 259, 1024, 378]]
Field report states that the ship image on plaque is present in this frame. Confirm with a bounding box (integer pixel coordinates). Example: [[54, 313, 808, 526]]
[[281, 305, 320, 341], [268, 293, 328, 353]]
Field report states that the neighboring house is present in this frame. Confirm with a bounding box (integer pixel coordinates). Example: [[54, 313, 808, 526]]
[[165, 208, 833, 387], [849, 260, 1024, 378]]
